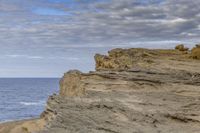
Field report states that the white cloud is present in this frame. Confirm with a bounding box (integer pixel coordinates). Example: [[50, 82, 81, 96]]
[[0, 0, 200, 47], [0, 0, 200, 77], [5, 55, 44, 59]]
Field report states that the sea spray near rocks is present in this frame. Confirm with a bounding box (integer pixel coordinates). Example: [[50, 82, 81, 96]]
[[19, 101, 46, 106]]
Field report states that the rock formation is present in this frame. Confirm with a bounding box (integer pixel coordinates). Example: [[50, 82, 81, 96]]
[[95, 48, 156, 70], [38, 47, 200, 133], [175, 44, 189, 52], [0, 46, 200, 133], [59, 70, 85, 97], [191, 45, 200, 59]]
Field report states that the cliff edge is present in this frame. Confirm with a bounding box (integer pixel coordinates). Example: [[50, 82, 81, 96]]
[[1, 46, 199, 133], [39, 46, 200, 133]]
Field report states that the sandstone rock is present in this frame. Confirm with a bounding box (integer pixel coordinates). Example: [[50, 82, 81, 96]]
[[59, 70, 85, 97], [191, 47, 200, 59], [95, 47, 196, 71], [95, 48, 157, 70], [39, 47, 200, 133], [94, 54, 118, 70], [1, 47, 200, 133], [40, 69, 200, 133], [175, 44, 189, 51]]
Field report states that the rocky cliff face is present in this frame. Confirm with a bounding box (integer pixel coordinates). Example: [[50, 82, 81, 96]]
[[94, 47, 195, 71], [39, 47, 200, 133]]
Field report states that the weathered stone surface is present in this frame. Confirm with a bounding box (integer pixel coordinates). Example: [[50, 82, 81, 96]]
[[38, 47, 200, 133], [191, 46, 200, 59], [95, 48, 158, 70], [59, 70, 85, 97]]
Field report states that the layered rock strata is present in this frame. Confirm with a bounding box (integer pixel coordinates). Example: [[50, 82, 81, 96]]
[[39, 48, 200, 133]]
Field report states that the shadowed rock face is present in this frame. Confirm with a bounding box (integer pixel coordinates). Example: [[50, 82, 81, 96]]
[[39, 48, 200, 133]]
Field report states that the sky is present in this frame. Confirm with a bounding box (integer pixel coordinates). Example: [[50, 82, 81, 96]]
[[0, 0, 200, 77]]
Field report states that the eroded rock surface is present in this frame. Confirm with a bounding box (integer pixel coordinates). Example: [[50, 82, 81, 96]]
[[39, 48, 200, 133], [59, 70, 85, 97], [191, 45, 200, 59]]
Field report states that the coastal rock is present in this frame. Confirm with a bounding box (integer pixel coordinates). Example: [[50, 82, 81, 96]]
[[2, 47, 200, 133], [59, 70, 85, 97], [95, 48, 158, 70], [39, 47, 200, 133], [175, 44, 189, 51], [191, 46, 200, 59]]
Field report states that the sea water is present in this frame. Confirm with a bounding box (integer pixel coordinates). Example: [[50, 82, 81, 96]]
[[0, 78, 59, 122]]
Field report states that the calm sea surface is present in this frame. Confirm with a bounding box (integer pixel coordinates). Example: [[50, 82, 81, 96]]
[[0, 78, 60, 122]]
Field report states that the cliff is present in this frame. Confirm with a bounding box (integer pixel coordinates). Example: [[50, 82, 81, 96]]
[[38, 46, 200, 133], [1, 46, 199, 133]]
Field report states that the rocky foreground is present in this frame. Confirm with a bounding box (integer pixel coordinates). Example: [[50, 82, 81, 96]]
[[1, 45, 200, 133]]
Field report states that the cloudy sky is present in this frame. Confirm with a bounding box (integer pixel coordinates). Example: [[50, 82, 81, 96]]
[[0, 0, 200, 77]]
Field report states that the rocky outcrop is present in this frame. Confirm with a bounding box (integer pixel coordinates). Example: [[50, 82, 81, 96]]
[[94, 47, 199, 71], [59, 70, 85, 97], [175, 44, 189, 52], [39, 47, 200, 133], [95, 48, 162, 70], [191, 45, 200, 59]]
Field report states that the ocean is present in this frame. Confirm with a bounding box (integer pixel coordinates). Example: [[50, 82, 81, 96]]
[[0, 78, 60, 122]]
